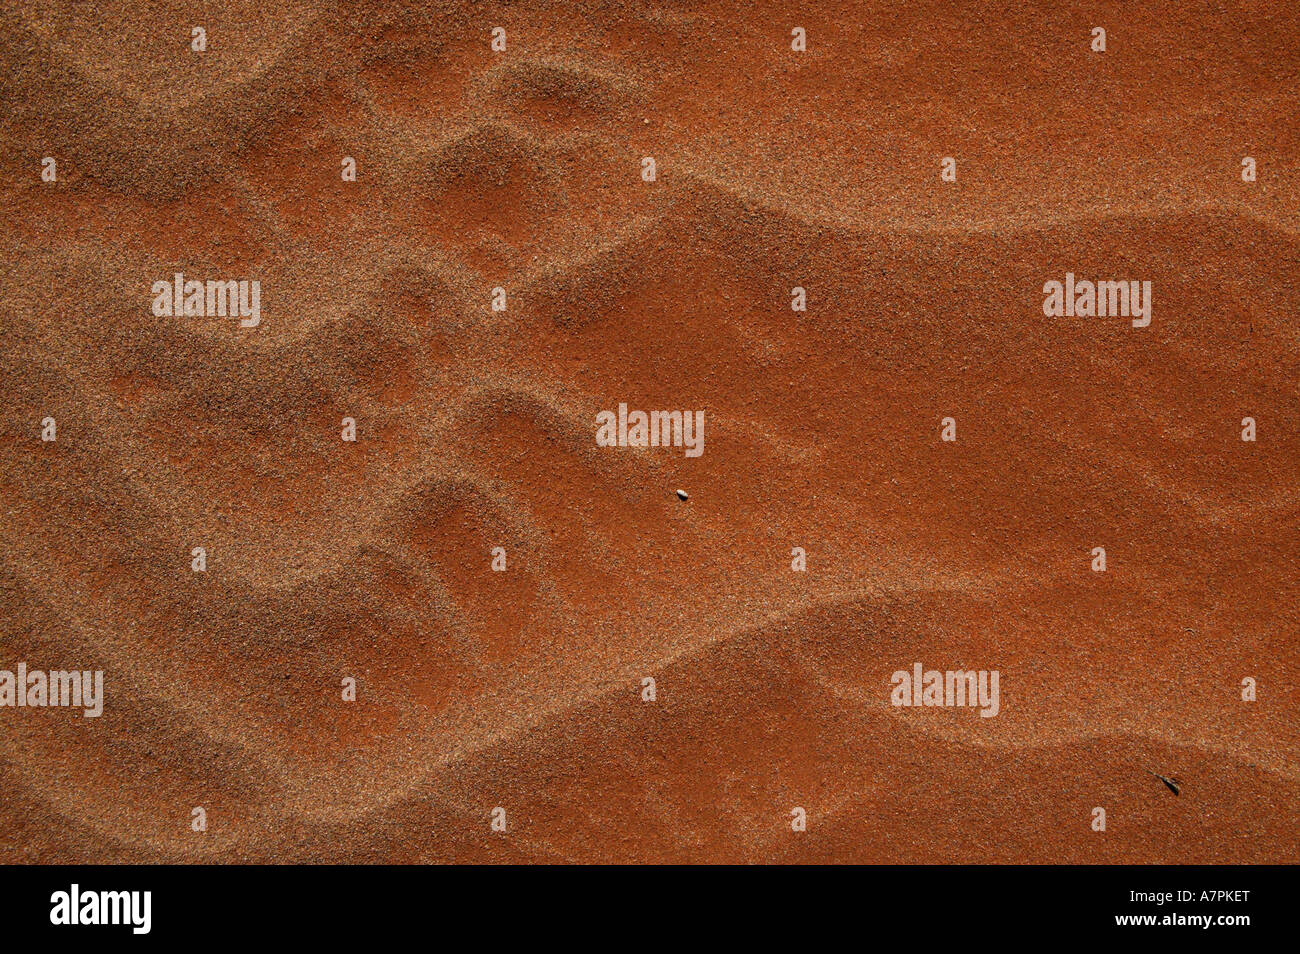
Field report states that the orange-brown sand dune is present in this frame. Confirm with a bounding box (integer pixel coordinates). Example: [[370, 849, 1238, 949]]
[[0, 0, 1297, 863]]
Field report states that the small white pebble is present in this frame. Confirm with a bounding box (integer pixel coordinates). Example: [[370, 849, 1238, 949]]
[[675, 489, 688, 501]]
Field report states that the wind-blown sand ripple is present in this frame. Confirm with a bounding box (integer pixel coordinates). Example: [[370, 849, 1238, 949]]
[[1, 0, 1297, 863]]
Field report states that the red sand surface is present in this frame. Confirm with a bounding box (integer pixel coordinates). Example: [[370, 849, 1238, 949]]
[[0, 0, 1297, 863]]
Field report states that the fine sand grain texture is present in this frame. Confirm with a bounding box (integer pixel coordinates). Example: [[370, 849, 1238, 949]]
[[0, 0, 1297, 863]]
